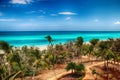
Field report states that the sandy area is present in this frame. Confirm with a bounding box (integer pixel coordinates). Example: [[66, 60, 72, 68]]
[[37, 45, 47, 50]]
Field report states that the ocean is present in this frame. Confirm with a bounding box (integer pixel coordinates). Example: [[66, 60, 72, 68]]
[[0, 31, 120, 47]]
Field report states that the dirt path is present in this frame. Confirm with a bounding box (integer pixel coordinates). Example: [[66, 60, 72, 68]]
[[34, 60, 104, 80], [35, 69, 71, 80], [34, 57, 90, 80], [83, 61, 104, 80], [29, 56, 103, 80]]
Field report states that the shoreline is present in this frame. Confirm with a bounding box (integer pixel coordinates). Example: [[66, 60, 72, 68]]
[[37, 45, 47, 50], [9, 38, 117, 51], [10, 42, 93, 51]]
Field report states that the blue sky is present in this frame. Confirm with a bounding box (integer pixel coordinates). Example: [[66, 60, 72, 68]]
[[0, 0, 120, 31]]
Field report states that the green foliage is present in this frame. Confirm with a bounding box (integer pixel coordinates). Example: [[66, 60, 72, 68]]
[[0, 64, 5, 78], [57, 52, 67, 64], [10, 52, 20, 64], [75, 63, 85, 72], [49, 54, 58, 65], [105, 50, 115, 61], [75, 37, 84, 48], [31, 49, 41, 59], [112, 39, 120, 52], [66, 62, 85, 75], [45, 35, 53, 44], [99, 41, 109, 50], [66, 62, 76, 72], [90, 39, 99, 46], [0, 40, 10, 53], [0, 65, 4, 73], [1, 37, 120, 79], [55, 43, 63, 51], [92, 69, 97, 75]]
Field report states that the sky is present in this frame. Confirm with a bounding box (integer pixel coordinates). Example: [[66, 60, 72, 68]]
[[0, 0, 120, 31]]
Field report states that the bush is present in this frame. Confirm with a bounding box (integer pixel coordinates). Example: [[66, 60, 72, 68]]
[[66, 62, 76, 74], [75, 63, 85, 75], [66, 62, 85, 75]]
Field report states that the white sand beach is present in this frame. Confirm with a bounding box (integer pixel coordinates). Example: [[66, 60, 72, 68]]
[[37, 45, 47, 50]]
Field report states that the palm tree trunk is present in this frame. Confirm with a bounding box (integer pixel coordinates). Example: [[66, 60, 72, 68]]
[[80, 49, 82, 63], [32, 65, 37, 80], [76, 50, 79, 63], [89, 53, 92, 64], [8, 63, 11, 76]]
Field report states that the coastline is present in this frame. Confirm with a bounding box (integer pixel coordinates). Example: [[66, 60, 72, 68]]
[[1, 31, 120, 47]]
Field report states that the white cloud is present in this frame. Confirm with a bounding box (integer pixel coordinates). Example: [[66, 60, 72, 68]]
[[10, 0, 32, 4], [59, 12, 77, 15], [0, 12, 3, 16], [65, 17, 71, 21], [0, 18, 16, 22], [94, 19, 99, 22], [114, 21, 120, 24]]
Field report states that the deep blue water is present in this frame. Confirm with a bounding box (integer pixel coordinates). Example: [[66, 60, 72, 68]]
[[0, 31, 120, 46]]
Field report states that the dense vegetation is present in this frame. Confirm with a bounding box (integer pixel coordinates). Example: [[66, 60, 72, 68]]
[[0, 36, 120, 80]]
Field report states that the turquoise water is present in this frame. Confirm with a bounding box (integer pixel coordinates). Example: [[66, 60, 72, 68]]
[[0, 31, 120, 46]]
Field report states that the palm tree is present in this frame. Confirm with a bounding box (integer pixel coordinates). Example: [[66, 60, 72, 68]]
[[45, 35, 54, 46], [31, 48, 41, 80], [9, 50, 27, 80], [75, 37, 84, 63], [45, 35, 58, 79], [111, 39, 120, 64], [64, 41, 75, 62], [0, 41, 23, 80], [44, 52, 58, 79], [58, 52, 67, 64], [104, 49, 115, 80], [89, 39, 99, 62], [90, 39, 99, 46], [0, 41, 12, 77], [30, 48, 48, 80], [0, 40, 10, 53], [98, 41, 109, 66], [0, 41, 10, 66], [98, 40, 115, 80]]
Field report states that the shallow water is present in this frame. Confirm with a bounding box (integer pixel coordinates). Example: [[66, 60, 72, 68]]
[[0, 31, 120, 46]]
